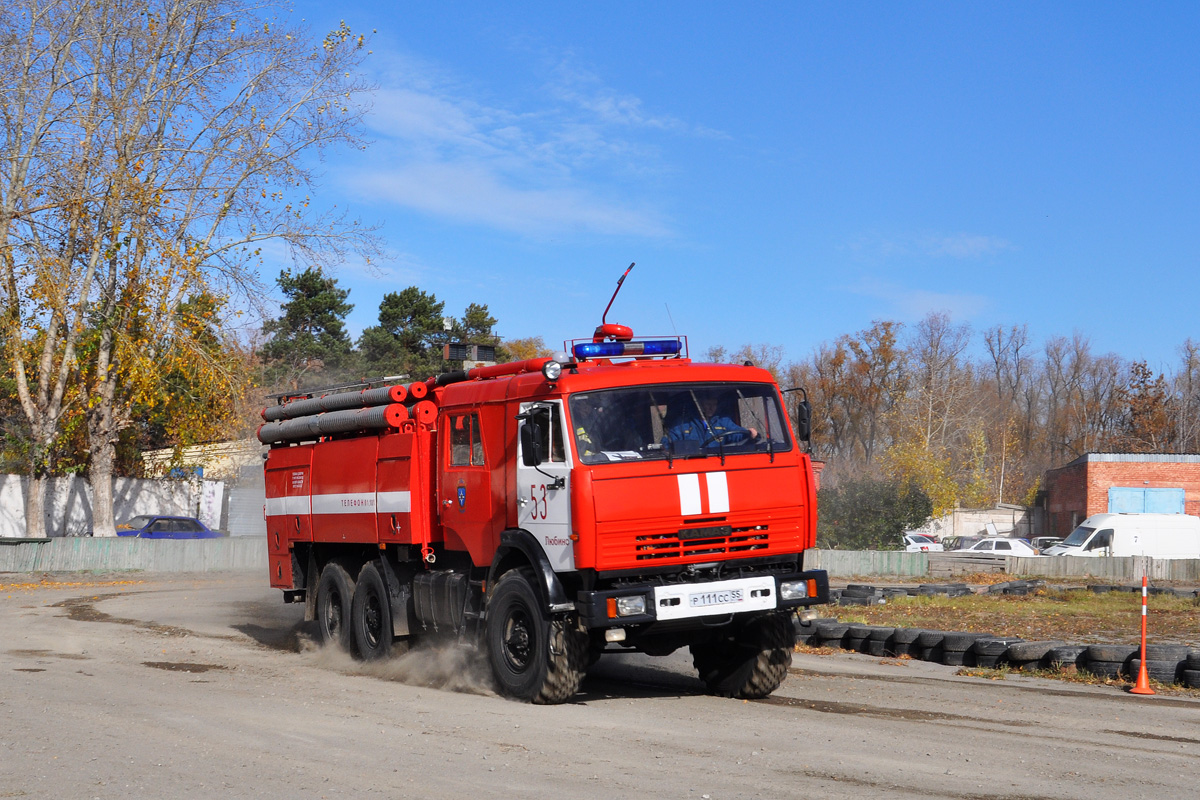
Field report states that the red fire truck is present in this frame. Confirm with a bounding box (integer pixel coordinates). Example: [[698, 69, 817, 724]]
[[261, 299, 828, 704]]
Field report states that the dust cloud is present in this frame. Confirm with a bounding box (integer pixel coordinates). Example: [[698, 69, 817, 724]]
[[300, 634, 496, 696]]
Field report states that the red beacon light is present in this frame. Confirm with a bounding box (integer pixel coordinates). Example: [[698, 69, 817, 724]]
[[592, 322, 633, 342]]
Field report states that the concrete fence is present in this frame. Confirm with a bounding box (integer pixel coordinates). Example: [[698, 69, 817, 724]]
[[0, 536, 266, 574], [807, 548, 1200, 582], [1009, 555, 1200, 582], [5, 540, 1198, 583], [803, 549, 930, 577]]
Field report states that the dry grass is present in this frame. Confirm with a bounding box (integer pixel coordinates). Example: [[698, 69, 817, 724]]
[[829, 588, 1200, 644]]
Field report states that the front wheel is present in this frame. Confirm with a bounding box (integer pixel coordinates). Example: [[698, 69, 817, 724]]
[[485, 567, 586, 704], [351, 562, 394, 661], [690, 612, 793, 699]]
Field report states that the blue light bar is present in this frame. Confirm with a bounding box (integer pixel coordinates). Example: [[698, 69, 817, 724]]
[[573, 339, 683, 359]]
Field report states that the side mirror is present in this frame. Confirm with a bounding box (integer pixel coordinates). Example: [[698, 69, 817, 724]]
[[520, 422, 544, 466], [784, 387, 812, 443], [795, 399, 812, 442]]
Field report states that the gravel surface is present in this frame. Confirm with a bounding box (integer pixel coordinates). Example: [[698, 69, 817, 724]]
[[2, 572, 1199, 799]]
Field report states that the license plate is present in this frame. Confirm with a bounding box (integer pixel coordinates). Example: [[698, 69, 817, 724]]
[[689, 589, 744, 608]]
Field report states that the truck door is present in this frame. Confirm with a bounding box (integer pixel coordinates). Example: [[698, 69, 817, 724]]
[[516, 401, 574, 571], [438, 410, 494, 564], [1085, 529, 1114, 555]]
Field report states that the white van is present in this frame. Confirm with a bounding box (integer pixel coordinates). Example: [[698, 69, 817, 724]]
[[1043, 513, 1200, 559]]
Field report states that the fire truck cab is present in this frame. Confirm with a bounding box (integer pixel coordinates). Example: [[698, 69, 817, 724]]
[[262, 329, 828, 704]]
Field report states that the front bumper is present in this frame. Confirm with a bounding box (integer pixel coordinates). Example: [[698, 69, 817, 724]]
[[575, 569, 829, 629]]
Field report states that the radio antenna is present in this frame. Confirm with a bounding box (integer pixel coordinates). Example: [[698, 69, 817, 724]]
[[601, 262, 635, 325]]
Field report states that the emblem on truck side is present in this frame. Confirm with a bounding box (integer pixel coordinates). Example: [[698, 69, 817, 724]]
[[457, 482, 466, 510]]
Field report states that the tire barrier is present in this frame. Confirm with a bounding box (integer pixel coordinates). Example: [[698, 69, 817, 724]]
[[824, 579, 1200, 608], [1002, 640, 1065, 669], [794, 607, 1200, 687], [972, 637, 1024, 669]]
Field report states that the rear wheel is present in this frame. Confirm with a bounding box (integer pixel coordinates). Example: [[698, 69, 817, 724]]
[[485, 567, 586, 704], [351, 562, 394, 661], [691, 612, 792, 699], [316, 561, 357, 656]]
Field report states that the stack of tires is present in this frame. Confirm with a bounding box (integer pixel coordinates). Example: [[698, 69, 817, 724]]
[[838, 585, 885, 606], [985, 579, 1046, 596], [1185, 651, 1200, 688], [1084, 644, 1192, 684], [914, 583, 972, 598]]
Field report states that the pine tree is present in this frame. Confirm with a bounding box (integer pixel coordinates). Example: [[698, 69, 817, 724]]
[[262, 269, 354, 389]]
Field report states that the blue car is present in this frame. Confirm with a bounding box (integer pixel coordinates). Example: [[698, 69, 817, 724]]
[[114, 515, 225, 539]]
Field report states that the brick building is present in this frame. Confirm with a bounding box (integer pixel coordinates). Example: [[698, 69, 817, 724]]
[[1042, 453, 1200, 536]]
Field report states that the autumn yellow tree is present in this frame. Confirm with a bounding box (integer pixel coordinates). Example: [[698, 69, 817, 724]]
[[1, 0, 376, 536]]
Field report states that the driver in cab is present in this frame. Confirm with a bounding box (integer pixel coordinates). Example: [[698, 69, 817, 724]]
[[664, 391, 758, 447]]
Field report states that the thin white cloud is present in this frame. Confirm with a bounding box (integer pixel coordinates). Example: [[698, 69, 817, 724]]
[[341, 47, 707, 237], [367, 88, 489, 146], [920, 233, 1013, 259], [846, 231, 1014, 261], [353, 161, 669, 238], [546, 61, 729, 140], [848, 278, 989, 321]]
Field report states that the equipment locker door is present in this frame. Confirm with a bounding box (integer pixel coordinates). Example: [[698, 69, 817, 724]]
[[516, 400, 575, 571]]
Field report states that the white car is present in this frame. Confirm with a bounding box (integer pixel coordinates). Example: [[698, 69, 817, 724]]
[[903, 534, 944, 552], [964, 537, 1038, 555]]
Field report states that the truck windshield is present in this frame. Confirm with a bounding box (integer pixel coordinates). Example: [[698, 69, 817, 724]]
[[1062, 525, 1094, 547], [568, 383, 792, 464]]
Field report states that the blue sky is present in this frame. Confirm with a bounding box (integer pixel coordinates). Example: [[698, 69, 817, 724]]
[[277, 1, 1200, 372]]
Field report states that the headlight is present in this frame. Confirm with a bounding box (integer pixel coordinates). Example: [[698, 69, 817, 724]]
[[615, 595, 646, 616], [779, 580, 809, 601], [542, 360, 562, 380]]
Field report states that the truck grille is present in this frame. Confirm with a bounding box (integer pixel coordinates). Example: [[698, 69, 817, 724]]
[[634, 525, 770, 561]]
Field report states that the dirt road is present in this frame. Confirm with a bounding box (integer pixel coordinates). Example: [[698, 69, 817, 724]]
[[1, 572, 1198, 799]]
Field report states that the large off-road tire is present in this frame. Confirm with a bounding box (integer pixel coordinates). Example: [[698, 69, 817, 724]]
[[316, 561, 357, 656], [485, 567, 587, 704], [690, 612, 792, 699], [351, 562, 394, 661]]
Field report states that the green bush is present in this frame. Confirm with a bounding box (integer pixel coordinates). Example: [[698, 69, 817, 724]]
[[817, 479, 932, 550]]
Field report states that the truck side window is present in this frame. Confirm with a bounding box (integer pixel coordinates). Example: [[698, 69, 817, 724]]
[[1087, 529, 1113, 551], [451, 414, 486, 467], [549, 406, 564, 462], [451, 415, 471, 466], [527, 405, 565, 463], [470, 413, 485, 466]]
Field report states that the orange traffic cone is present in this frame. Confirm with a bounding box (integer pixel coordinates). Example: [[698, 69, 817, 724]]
[[1131, 660, 1154, 695], [1130, 575, 1154, 696]]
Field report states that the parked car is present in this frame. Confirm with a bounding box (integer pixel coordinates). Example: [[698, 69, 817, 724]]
[[963, 537, 1038, 555], [1030, 536, 1063, 552], [114, 515, 225, 539], [943, 535, 982, 551], [903, 534, 944, 552]]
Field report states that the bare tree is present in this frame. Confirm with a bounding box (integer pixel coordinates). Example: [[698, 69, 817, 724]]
[[731, 343, 785, 379], [842, 321, 905, 467], [907, 312, 973, 450], [1172, 339, 1200, 453]]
